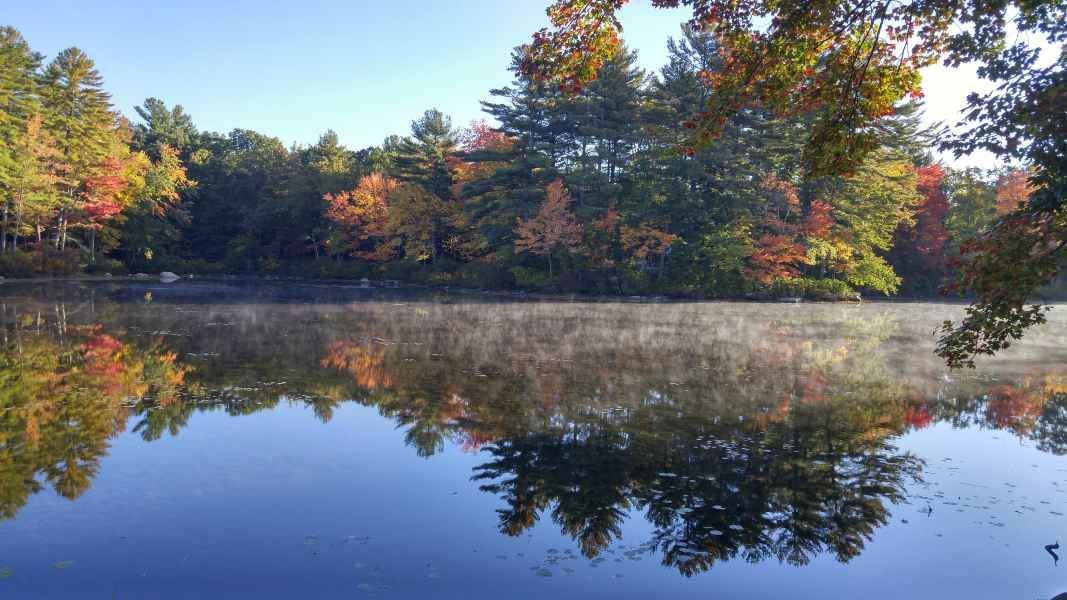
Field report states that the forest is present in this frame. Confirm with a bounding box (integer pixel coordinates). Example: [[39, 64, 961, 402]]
[[0, 24, 1046, 303]]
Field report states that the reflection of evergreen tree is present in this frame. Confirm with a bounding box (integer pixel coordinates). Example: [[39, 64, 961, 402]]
[[1035, 393, 1067, 455], [474, 398, 921, 575], [475, 430, 633, 557]]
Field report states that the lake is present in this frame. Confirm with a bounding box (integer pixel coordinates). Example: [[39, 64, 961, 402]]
[[0, 280, 1064, 599]]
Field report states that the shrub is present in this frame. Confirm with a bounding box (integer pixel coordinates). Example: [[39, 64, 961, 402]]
[[459, 263, 515, 289], [510, 266, 550, 290], [85, 257, 127, 275], [766, 277, 859, 301], [0, 249, 83, 278]]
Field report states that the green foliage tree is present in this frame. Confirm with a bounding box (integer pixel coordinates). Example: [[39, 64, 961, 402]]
[[39, 47, 118, 250]]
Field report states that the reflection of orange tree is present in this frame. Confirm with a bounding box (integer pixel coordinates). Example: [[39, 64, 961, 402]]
[[320, 341, 393, 390], [325, 338, 516, 457], [0, 320, 188, 519], [927, 372, 1067, 451]]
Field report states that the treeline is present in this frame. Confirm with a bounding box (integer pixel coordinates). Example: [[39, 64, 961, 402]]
[[0, 26, 1037, 298]]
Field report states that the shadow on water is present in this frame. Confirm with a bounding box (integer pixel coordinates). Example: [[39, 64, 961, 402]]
[[2, 280, 1067, 577]]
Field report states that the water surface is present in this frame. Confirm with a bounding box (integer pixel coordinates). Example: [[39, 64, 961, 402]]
[[0, 280, 1065, 599]]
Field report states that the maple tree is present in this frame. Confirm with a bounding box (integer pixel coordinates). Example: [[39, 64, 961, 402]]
[[515, 179, 584, 276], [324, 173, 399, 261], [888, 164, 950, 293], [995, 168, 1035, 215], [620, 223, 677, 271]]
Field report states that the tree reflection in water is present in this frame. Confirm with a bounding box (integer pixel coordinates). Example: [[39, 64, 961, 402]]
[[2, 285, 1067, 576]]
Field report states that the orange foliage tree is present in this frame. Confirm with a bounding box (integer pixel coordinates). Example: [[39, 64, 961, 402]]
[[744, 173, 812, 284], [514, 179, 583, 276], [994, 168, 1035, 215], [324, 173, 399, 261], [619, 222, 677, 272]]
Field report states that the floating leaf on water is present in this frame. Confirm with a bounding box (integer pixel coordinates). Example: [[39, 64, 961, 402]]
[[0, 567, 11, 579], [52, 561, 74, 570], [535, 568, 552, 577]]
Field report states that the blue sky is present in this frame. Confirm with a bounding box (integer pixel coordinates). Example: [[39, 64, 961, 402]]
[[9, 0, 997, 165]]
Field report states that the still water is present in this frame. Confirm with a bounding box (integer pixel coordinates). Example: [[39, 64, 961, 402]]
[[0, 280, 1065, 599]]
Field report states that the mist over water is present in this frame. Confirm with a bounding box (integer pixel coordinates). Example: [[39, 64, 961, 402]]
[[0, 280, 1064, 599]]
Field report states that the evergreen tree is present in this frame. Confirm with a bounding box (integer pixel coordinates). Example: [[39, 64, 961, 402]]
[[39, 47, 117, 250], [392, 109, 459, 201]]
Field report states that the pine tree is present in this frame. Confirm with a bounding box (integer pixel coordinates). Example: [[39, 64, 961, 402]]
[[392, 109, 459, 201], [0, 27, 46, 251], [39, 47, 118, 250]]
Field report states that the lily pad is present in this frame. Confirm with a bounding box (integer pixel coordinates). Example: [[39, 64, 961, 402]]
[[52, 561, 74, 570]]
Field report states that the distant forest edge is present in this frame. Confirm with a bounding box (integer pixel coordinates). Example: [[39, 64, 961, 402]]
[[0, 26, 1052, 300]]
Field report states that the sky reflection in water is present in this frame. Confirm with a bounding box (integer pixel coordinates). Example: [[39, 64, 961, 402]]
[[0, 280, 1065, 599]]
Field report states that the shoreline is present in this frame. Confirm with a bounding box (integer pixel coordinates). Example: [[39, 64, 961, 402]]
[[0, 272, 991, 305]]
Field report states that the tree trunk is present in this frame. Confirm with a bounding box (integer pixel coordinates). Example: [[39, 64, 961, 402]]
[[1, 201, 9, 253], [13, 212, 22, 252]]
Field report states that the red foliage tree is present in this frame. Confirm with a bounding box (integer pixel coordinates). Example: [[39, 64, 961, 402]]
[[888, 164, 949, 288]]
